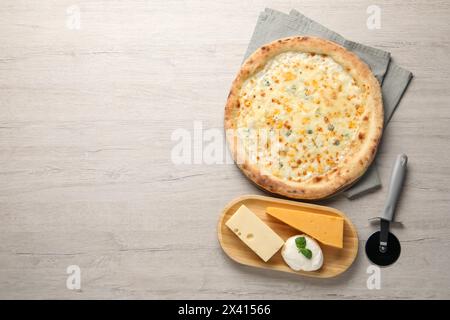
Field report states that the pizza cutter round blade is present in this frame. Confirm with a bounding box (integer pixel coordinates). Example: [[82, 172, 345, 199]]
[[365, 231, 401, 266], [365, 154, 407, 267]]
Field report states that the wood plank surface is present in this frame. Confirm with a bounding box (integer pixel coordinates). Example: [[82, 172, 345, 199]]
[[0, 0, 449, 299]]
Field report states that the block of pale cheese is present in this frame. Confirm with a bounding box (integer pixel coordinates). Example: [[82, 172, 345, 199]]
[[266, 207, 344, 248], [226, 205, 284, 262]]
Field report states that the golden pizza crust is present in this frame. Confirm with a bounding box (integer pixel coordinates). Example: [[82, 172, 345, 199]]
[[224, 36, 383, 199]]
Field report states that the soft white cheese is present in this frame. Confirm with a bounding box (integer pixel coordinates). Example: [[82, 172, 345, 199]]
[[281, 235, 323, 271]]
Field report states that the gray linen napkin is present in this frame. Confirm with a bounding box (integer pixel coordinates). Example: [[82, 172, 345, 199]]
[[243, 8, 413, 199]]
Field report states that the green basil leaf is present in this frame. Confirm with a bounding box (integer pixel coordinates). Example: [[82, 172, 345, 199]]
[[300, 248, 313, 259], [295, 236, 306, 249]]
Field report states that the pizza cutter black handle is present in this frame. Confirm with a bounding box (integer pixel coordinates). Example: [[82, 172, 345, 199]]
[[382, 154, 408, 221]]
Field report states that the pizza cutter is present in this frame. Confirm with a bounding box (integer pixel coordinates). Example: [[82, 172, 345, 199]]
[[365, 154, 408, 266]]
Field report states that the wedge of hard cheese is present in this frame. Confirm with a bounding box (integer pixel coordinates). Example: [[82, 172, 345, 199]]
[[226, 205, 284, 262], [266, 207, 344, 249]]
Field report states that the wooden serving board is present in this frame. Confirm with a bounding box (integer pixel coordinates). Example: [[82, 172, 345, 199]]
[[217, 195, 358, 278]]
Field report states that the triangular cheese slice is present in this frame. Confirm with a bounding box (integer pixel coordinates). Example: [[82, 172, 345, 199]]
[[266, 207, 344, 248]]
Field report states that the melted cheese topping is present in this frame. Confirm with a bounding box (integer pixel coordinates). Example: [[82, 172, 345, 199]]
[[237, 52, 367, 182]]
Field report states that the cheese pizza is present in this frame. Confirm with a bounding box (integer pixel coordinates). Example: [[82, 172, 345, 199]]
[[224, 36, 383, 199]]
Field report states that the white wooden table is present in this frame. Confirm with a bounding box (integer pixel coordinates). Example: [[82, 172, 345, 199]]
[[0, 0, 449, 299]]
